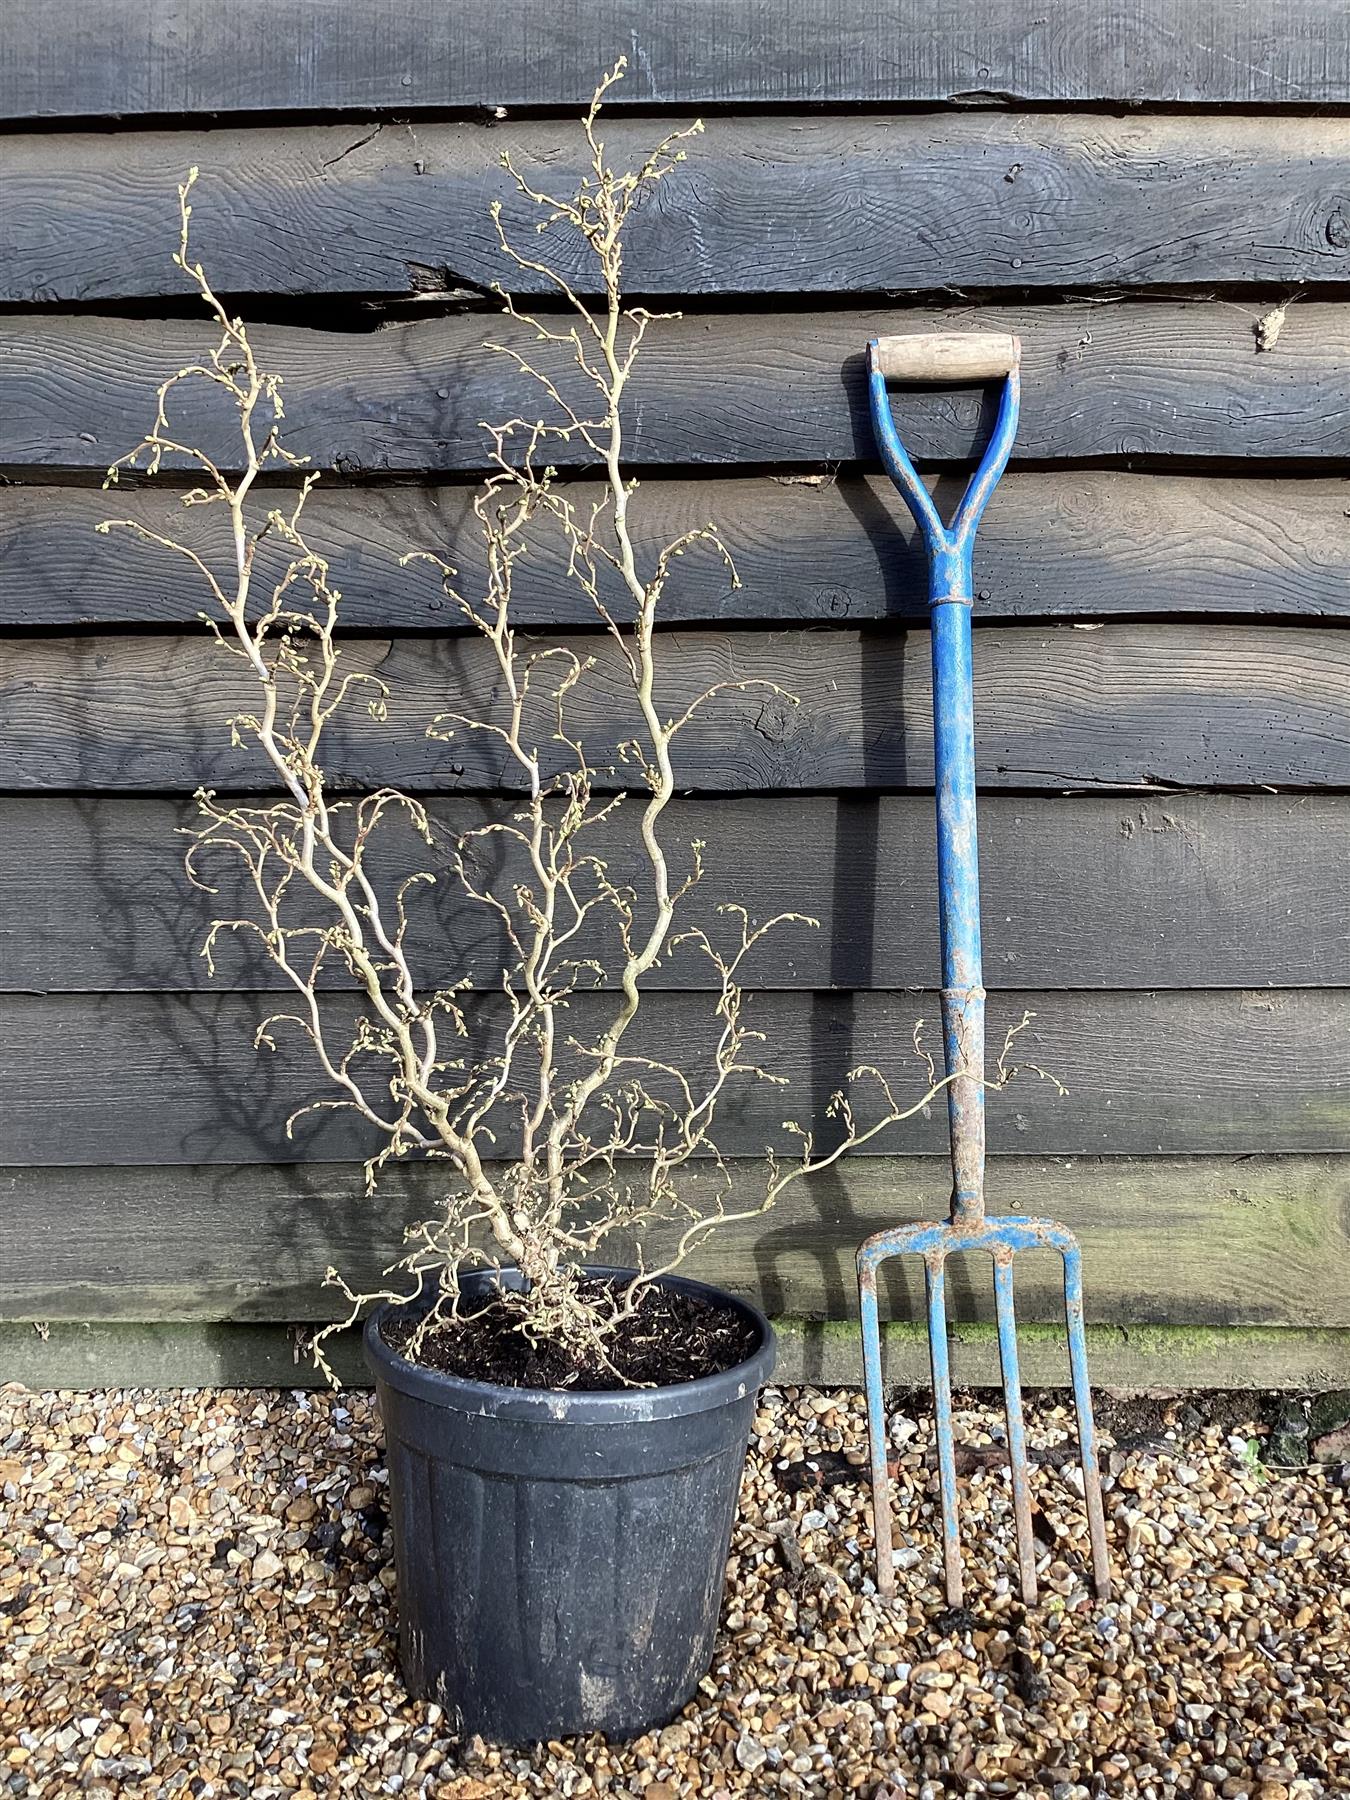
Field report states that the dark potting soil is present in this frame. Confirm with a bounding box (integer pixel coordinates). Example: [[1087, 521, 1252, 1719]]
[[383, 1278, 759, 1392]]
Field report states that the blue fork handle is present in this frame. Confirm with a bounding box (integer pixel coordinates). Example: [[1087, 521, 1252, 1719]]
[[866, 342, 1021, 1230]]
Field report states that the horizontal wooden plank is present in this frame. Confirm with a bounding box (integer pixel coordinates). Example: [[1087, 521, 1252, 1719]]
[[5, 302, 1349, 477], [9, 473, 1350, 629], [4, 1319, 1346, 1393], [10, 114, 1350, 304], [5, 1157, 1346, 1329], [1, 988, 1345, 1165], [3, 623, 1347, 793], [4, 0, 1348, 118], [785, 1321, 1350, 1393], [6, 792, 1348, 993]]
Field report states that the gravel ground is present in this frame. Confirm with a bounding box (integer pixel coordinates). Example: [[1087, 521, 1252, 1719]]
[[1, 1379, 1345, 1800]]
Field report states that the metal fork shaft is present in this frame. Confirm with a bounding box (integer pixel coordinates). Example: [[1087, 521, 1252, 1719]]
[[932, 599, 987, 1231], [867, 344, 1019, 1240]]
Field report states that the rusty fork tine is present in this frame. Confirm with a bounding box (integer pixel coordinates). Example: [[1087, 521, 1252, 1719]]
[[924, 1254, 963, 1608], [857, 1253, 896, 1600], [856, 1222, 1112, 1605], [992, 1253, 1038, 1604], [1063, 1243, 1112, 1600]]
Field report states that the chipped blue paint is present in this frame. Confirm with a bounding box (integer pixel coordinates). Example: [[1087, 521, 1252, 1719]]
[[856, 339, 1110, 1607]]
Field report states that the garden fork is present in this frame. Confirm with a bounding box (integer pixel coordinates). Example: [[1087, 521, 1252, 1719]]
[[856, 332, 1111, 1607]]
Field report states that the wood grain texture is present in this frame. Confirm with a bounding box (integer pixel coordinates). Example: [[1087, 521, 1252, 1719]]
[[4, 0, 1348, 117], [3, 1318, 1345, 1393], [2, 987, 1345, 1166], [9, 473, 1350, 630], [779, 1321, 1350, 1393], [8, 4, 1350, 1371], [5, 302, 1349, 477], [4, 1157, 1346, 1329], [5, 793, 1347, 994], [10, 114, 1350, 303], [5, 1324, 1346, 1389], [3, 623, 1346, 793]]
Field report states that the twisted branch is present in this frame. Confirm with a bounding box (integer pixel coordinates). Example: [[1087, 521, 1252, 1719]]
[[104, 66, 1037, 1383]]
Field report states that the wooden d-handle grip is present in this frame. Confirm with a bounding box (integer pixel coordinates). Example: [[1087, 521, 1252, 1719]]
[[870, 332, 1021, 382]]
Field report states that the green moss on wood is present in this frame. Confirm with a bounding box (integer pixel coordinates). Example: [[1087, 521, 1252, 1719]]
[[3, 1318, 1347, 1394]]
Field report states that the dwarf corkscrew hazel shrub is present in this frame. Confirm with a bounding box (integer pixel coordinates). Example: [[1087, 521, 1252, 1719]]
[[101, 65, 1049, 1385]]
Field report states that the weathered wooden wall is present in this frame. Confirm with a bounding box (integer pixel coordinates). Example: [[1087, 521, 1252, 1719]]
[[3, 0, 1349, 1387]]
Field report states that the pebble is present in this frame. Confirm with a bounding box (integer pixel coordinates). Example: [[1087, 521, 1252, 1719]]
[[734, 1732, 767, 1771], [1, 1383, 1344, 1797]]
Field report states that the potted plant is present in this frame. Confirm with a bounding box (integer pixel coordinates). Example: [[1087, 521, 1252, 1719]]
[[102, 67, 976, 1741]]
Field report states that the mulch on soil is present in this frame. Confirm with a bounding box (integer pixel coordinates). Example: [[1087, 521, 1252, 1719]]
[[383, 1278, 758, 1390]]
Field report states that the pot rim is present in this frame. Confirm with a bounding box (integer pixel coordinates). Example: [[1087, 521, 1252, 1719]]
[[364, 1264, 776, 1424]]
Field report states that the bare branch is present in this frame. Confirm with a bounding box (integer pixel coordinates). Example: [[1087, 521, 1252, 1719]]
[[104, 72, 1042, 1385]]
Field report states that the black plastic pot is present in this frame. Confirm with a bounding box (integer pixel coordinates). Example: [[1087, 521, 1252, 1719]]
[[365, 1267, 776, 1743]]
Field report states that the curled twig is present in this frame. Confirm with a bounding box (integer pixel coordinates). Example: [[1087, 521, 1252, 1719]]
[[103, 73, 1048, 1385]]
